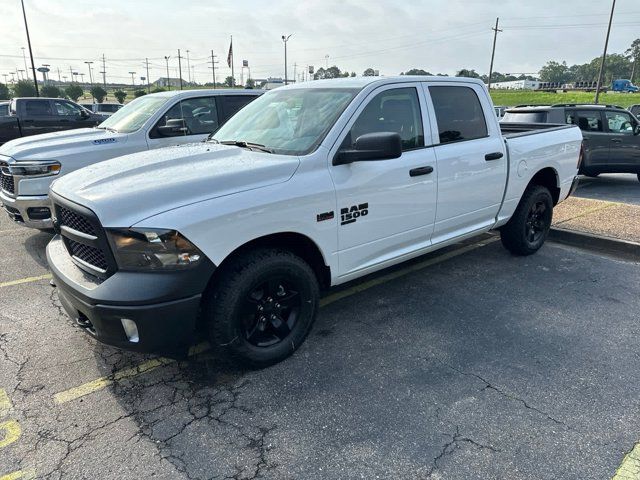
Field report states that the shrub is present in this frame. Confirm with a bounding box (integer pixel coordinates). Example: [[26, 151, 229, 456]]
[[113, 90, 127, 104], [65, 84, 84, 102], [90, 86, 107, 103], [41, 85, 62, 98], [133, 89, 146, 98], [12, 80, 37, 97]]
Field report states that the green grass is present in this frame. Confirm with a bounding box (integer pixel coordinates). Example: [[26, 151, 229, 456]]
[[490, 90, 640, 108]]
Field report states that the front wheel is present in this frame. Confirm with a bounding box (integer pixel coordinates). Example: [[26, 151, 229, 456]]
[[205, 249, 319, 368], [500, 185, 553, 256]]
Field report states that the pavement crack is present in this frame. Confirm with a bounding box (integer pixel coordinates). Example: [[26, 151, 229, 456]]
[[427, 425, 499, 477]]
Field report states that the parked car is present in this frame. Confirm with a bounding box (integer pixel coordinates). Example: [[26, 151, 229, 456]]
[[0, 89, 262, 229], [502, 104, 640, 181], [79, 102, 123, 116], [0, 98, 108, 146], [629, 104, 640, 119], [46, 76, 582, 367], [0, 101, 9, 116]]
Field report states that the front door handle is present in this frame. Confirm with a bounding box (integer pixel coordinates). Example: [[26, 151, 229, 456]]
[[409, 166, 434, 177], [485, 152, 504, 161], [611, 138, 622, 143]]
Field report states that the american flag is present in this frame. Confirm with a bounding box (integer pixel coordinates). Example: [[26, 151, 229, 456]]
[[227, 39, 233, 68]]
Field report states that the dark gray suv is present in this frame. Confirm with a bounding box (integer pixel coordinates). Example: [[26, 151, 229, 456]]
[[503, 104, 640, 181]]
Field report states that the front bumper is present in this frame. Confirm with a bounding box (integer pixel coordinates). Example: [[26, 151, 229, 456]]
[[0, 190, 53, 229], [46, 234, 216, 353]]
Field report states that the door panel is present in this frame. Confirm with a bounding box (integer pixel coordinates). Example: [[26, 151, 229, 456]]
[[604, 110, 640, 169], [21, 100, 58, 136], [569, 110, 609, 170], [424, 84, 506, 243], [330, 85, 437, 276]]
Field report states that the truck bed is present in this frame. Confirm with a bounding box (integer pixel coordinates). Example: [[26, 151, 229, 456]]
[[500, 122, 575, 139]]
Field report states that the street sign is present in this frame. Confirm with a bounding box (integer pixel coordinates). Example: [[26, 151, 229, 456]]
[[37, 67, 50, 73]]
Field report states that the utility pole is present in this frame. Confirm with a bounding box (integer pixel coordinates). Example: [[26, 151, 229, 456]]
[[21, 47, 29, 80], [293, 63, 297, 84], [177, 49, 183, 90], [144, 58, 151, 93], [186, 50, 191, 84], [164, 56, 171, 90], [209, 50, 218, 88], [129, 71, 136, 87], [101, 53, 107, 88], [56, 67, 61, 83], [20, 0, 39, 96], [595, 0, 616, 104], [84, 61, 94, 98], [487, 17, 502, 90], [282, 34, 292, 84]]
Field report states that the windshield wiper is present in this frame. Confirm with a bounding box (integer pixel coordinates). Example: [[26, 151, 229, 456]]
[[96, 126, 118, 133], [219, 140, 273, 154]]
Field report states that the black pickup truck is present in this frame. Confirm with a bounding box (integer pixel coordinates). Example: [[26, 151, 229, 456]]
[[502, 104, 640, 181], [0, 97, 107, 145]]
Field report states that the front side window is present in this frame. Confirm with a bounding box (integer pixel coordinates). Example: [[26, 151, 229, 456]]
[[575, 111, 603, 132], [342, 87, 424, 151], [605, 111, 635, 134], [54, 100, 83, 116], [429, 86, 488, 144], [151, 97, 219, 137], [211, 88, 359, 156], [24, 100, 52, 116]]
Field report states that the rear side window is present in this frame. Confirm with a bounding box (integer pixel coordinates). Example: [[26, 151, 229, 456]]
[[429, 86, 488, 144], [502, 111, 549, 123], [24, 100, 52, 116], [573, 111, 603, 132], [218, 95, 258, 123]]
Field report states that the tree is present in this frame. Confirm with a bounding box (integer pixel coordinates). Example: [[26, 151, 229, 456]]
[[40, 85, 62, 98], [64, 84, 84, 101], [133, 89, 147, 98], [456, 69, 481, 79], [0, 83, 9, 99], [90, 86, 107, 103], [113, 90, 127, 104], [362, 68, 376, 77], [151, 87, 166, 93], [314, 66, 343, 80], [12, 80, 36, 97], [402, 68, 432, 76], [245, 78, 256, 89], [223, 76, 236, 87], [350, 72, 356, 77], [626, 38, 640, 82], [538, 61, 570, 83]]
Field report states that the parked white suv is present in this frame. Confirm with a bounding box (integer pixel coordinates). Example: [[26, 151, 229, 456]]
[[79, 102, 123, 116], [47, 77, 582, 367], [0, 89, 261, 229]]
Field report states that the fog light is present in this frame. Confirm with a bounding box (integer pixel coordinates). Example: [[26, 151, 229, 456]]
[[120, 318, 139, 343], [27, 206, 51, 220]]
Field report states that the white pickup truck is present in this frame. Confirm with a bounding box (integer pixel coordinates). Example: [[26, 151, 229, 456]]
[[0, 89, 261, 229], [46, 76, 582, 367]]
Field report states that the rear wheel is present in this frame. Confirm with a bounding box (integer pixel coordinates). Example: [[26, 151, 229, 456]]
[[500, 185, 553, 256], [205, 249, 319, 368]]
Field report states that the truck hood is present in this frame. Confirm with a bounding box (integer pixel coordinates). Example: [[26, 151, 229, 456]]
[[51, 143, 300, 227], [0, 128, 128, 161]]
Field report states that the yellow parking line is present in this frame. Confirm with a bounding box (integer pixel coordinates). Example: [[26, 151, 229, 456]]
[[0, 389, 11, 417], [0, 274, 52, 289], [52, 239, 495, 405], [0, 420, 21, 448], [0, 470, 36, 480], [613, 442, 640, 479]]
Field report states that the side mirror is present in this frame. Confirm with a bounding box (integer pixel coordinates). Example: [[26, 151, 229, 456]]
[[333, 132, 402, 166], [157, 118, 188, 137], [635, 125, 640, 136], [80, 109, 90, 119]]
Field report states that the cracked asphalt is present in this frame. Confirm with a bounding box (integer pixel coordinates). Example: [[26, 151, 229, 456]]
[[1, 212, 640, 479]]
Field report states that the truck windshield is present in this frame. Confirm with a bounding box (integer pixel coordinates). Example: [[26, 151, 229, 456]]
[[210, 88, 359, 155], [98, 96, 169, 133]]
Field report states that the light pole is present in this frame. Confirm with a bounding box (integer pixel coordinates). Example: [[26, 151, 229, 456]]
[[42, 63, 50, 85], [20, 0, 39, 96], [164, 56, 171, 90], [21, 47, 29, 79], [595, 0, 616, 104], [186, 50, 191, 84], [129, 71, 136, 87], [325, 55, 329, 70], [84, 61, 94, 86], [282, 34, 292, 85]]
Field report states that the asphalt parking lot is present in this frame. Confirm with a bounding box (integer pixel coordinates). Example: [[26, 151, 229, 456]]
[[1, 213, 639, 480], [575, 173, 640, 205]]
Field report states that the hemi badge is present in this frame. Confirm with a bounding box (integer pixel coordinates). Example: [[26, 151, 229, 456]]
[[316, 211, 334, 222]]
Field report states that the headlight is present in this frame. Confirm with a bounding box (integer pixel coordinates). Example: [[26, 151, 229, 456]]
[[106, 228, 203, 271], [10, 161, 61, 177]]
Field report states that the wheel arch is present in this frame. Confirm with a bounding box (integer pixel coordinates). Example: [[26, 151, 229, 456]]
[[527, 167, 560, 205]]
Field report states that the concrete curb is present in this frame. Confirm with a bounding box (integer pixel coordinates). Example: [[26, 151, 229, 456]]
[[549, 227, 640, 261]]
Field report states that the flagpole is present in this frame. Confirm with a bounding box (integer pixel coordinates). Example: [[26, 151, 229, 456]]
[[231, 35, 235, 87]]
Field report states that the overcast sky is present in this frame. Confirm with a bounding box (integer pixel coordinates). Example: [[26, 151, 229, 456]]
[[1, 0, 639, 85]]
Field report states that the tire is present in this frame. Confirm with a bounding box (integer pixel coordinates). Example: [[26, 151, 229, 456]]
[[637, 173, 640, 183], [205, 248, 319, 368], [500, 185, 553, 256]]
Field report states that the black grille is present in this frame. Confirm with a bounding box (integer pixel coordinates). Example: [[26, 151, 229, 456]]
[[67, 239, 108, 272], [59, 206, 96, 236], [0, 171, 14, 195]]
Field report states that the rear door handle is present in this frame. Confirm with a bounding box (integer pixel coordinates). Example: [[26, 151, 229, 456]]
[[485, 152, 504, 161], [409, 166, 434, 177]]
